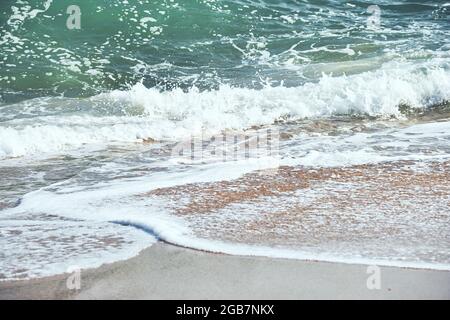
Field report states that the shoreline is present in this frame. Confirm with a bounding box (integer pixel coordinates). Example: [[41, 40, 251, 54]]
[[1, 242, 449, 300]]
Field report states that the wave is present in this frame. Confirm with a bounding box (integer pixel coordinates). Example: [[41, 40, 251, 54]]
[[107, 59, 450, 120], [0, 59, 449, 159]]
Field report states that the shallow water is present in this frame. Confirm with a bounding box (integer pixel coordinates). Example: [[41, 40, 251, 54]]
[[1, 0, 450, 279]]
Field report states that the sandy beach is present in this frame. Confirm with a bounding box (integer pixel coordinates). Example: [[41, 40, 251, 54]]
[[1, 242, 449, 300]]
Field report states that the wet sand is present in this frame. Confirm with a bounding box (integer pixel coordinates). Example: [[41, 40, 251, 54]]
[[144, 161, 450, 263], [0, 242, 449, 300], [1, 161, 450, 299]]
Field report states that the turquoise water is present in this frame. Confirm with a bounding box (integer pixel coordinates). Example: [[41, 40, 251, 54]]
[[1, 0, 449, 101], [1, 1, 450, 279]]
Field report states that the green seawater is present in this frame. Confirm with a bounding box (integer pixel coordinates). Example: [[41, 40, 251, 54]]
[[1, 0, 449, 102]]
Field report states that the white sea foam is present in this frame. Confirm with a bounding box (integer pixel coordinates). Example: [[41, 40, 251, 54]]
[[107, 59, 450, 125], [4, 157, 450, 272], [0, 218, 156, 280], [280, 121, 450, 167], [0, 116, 165, 159], [0, 59, 449, 159], [3, 118, 450, 276], [2, 58, 450, 276]]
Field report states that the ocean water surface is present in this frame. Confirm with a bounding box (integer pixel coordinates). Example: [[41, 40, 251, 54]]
[[0, 0, 450, 279]]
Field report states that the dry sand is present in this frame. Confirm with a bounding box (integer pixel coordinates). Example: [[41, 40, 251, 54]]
[[0, 242, 449, 300]]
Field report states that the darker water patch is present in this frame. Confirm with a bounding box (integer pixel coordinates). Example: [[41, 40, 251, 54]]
[[399, 100, 450, 121], [110, 220, 161, 240]]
